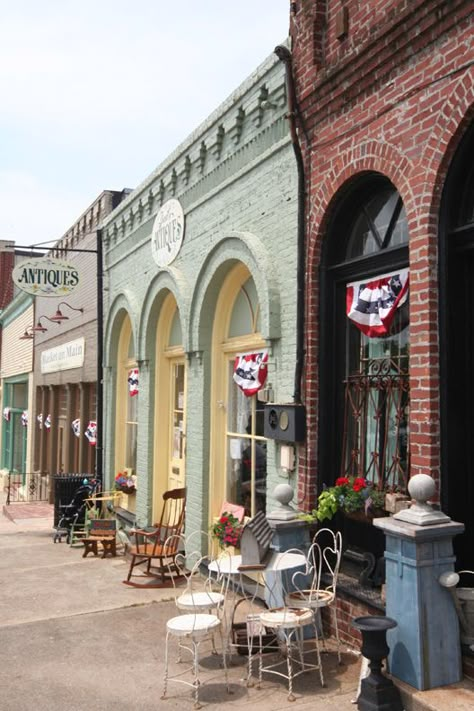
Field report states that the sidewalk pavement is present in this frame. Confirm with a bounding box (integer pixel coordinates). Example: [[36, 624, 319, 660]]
[[1, 494, 473, 711]]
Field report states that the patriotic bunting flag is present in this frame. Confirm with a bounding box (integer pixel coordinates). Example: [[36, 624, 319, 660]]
[[3, 407, 11, 421], [346, 269, 409, 337], [44, 414, 52, 430], [128, 368, 139, 396], [85, 421, 97, 446], [21, 411, 28, 427], [72, 418, 81, 438], [233, 350, 269, 397]]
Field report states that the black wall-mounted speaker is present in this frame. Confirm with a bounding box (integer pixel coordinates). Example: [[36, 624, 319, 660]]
[[263, 403, 306, 442]]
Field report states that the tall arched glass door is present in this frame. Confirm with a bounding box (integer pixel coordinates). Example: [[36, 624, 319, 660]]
[[210, 264, 267, 519], [154, 293, 186, 520], [114, 314, 137, 507]]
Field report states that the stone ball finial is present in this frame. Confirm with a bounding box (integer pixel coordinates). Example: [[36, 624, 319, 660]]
[[408, 474, 436, 504], [273, 483, 294, 507]]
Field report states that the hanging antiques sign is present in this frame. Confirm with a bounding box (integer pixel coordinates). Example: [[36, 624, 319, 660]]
[[151, 198, 185, 267], [12, 257, 81, 297]]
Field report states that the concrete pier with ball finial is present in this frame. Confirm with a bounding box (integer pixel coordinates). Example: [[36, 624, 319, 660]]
[[374, 474, 465, 690]]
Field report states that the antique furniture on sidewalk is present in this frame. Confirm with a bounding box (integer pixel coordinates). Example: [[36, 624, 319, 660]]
[[162, 540, 230, 708], [124, 487, 186, 587]]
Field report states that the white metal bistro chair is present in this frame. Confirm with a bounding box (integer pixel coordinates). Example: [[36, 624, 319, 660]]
[[251, 548, 325, 702], [285, 527, 343, 662], [161, 534, 231, 709]]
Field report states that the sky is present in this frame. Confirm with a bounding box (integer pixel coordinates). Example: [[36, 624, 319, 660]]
[[0, 0, 290, 247]]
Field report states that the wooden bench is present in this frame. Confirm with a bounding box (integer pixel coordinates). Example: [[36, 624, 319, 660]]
[[83, 519, 117, 558]]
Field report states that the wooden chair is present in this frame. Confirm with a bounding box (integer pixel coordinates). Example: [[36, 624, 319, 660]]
[[123, 487, 186, 588]]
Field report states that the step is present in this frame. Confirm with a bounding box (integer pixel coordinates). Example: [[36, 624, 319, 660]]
[[395, 676, 474, 711]]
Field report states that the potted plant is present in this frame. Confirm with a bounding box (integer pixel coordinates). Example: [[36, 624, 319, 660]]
[[210, 511, 242, 549], [114, 471, 137, 495], [301, 476, 387, 524]]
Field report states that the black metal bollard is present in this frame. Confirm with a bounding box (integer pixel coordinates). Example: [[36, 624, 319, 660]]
[[352, 616, 403, 711]]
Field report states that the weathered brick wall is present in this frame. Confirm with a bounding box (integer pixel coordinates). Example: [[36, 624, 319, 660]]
[[290, 0, 474, 507]]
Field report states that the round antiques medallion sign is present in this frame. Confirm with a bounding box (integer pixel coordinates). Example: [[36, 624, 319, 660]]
[[151, 198, 185, 267]]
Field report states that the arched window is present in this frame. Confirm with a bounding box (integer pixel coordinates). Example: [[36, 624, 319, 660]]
[[115, 315, 137, 484], [321, 176, 409, 497], [210, 264, 267, 519]]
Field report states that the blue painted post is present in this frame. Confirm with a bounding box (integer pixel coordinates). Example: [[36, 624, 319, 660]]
[[373, 516, 465, 689]]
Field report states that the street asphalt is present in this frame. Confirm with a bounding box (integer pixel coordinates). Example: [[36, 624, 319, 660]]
[[1, 494, 473, 710]]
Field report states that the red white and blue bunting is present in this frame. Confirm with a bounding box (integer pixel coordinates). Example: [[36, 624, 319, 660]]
[[3, 407, 11, 421], [128, 368, 139, 396], [233, 349, 268, 397], [346, 269, 409, 337], [44, 414, 52, 431], [21, 411, 28, 427], [85, 421, 97, 446], [72, 419, 81, 438]]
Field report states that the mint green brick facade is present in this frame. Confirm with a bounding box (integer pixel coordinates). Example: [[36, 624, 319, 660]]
[[102, 51, 298, 535]]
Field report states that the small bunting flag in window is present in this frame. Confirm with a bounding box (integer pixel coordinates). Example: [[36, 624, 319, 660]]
[[346, 268, 409, 337], [233, 349, 269, 397], [3, 407, 11, 421], [85, 421, 97, 446], [72, 418, 81, 438], [128, 368, 139, 396], [44, 414, 52, 430], [37, 413, 43, 429], [21, 411, 28, 427]]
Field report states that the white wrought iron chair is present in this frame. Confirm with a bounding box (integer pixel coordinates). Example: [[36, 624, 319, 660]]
[[285, 527, 343, 662], [161, 534, 231, 709], [250, 547, 325, 702]]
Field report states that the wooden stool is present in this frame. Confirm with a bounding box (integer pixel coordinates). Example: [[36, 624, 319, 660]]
[[82, 519, 117, 558]]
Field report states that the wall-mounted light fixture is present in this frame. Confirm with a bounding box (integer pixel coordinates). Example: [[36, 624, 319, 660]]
[[31, 315, 61, 333], [19, 327, 35, 340], [49, 301, 84, 323]]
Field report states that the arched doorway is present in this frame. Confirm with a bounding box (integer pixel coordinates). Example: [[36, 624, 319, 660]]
[[440, 119, 474, 570], [153, 293, 186, 520]]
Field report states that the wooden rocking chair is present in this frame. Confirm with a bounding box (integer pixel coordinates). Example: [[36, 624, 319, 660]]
[[123, 487, 186, 588]]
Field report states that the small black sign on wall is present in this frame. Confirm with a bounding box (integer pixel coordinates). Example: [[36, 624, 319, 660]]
[[263, 403, 306, 442]]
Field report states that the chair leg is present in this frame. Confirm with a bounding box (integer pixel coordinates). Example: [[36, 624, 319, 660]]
[[313, 621, 325, 687], [161, 631, 170, 700], [192, 639, 202, 709], [285, 632, 295, 702], [332, 605, 341, 664], [217, 626, 230, 694]]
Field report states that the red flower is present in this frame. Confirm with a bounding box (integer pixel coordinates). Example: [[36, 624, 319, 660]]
[[352, 477, 366, 492], [335, 477, 349, 487]]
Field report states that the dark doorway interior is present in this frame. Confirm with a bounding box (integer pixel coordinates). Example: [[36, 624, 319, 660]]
[[440, 119, 474, 570]]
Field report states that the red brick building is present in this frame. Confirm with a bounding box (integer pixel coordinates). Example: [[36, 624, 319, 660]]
[[287, 0, 473, 645]]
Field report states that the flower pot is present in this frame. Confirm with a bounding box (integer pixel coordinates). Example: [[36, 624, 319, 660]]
[[342, 508, 387, 524], [116, 486, 136, 495]]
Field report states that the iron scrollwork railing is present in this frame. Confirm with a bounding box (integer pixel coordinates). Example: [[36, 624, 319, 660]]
[[341, 357, 409, 493], [6, 471, 50, 504]]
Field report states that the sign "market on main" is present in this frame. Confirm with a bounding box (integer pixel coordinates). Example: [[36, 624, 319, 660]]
[[12, 257, 81, 297], [40, 338, 85, 373]]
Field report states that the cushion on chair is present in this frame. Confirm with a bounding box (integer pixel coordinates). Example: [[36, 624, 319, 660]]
[[260, 607, 314, 629], [286, 589, 334, 608], [166, 613, 221, 638], [176, 591, 224, 611]]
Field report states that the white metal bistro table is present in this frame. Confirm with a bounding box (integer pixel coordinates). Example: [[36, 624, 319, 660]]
[[209, 550, 308, 673]]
